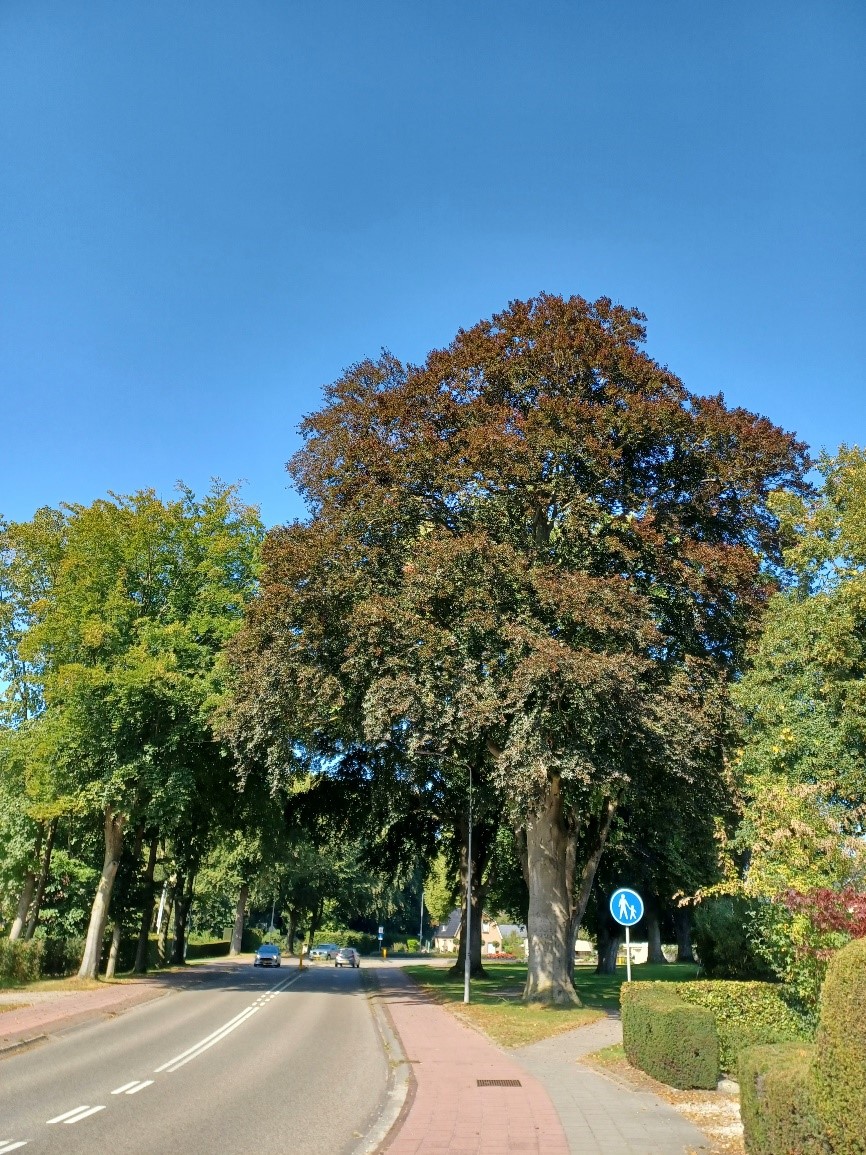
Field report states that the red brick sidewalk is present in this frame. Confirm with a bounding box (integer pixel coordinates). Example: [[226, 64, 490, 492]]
[[374, 967, 569, 1155], [0, 976, 172, 1051]]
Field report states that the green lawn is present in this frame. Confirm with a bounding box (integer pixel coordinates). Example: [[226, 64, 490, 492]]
[[402, 960, 701, 1048]]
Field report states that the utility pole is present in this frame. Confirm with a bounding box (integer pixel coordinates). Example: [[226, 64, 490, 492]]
[[463, 763, 473, 1004]]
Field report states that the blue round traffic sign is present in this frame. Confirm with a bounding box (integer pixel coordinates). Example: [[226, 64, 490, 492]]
[[610, 888, 644, 927]]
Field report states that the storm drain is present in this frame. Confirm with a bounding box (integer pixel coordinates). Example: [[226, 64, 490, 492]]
[[477, 1079, 522, 1087]]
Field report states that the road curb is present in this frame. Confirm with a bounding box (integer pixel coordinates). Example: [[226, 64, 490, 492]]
[[0, 1033, 48, 1060], [355, 968, 416, 1155]]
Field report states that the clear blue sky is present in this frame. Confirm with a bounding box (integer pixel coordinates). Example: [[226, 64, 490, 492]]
[[2, 1, 863, 528]]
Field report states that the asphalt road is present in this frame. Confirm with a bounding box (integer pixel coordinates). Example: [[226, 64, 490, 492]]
[[0, 960, 389, 1155]]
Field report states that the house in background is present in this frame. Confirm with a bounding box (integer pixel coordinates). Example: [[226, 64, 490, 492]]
[[432, 912, 529, 956]]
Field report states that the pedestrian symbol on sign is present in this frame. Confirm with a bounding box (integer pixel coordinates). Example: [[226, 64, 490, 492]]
[[608, 887, 644, 983]]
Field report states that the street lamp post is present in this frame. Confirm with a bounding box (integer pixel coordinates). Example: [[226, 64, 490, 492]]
[[463, 763, 473, 1004]]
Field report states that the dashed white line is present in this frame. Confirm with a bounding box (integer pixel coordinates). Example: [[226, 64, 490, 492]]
[[154, 971, 300, 1075], [47, 1107, 91, 1124], [62, 1106, 105, 1124], [0, 1141, 28, 1153], [47, 1105, 106, 1126], [126, 1080, 153, 1095], [111, 1081, 139, 1095]]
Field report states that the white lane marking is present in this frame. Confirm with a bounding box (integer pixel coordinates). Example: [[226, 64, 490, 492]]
[[0, 1142, 28, 1153], [111, 1081, 140, 1095], [154, 970, 301, 1074], [125, 1080, 153, 1095], [163, 1006, 260, 1072], [153, 1005, 259, 1073], [63, 1106, 105, 1124], [47, 1107, 91, 1124]]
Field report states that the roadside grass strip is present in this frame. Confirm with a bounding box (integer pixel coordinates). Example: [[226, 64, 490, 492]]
[[46, 1105, 106, 1125]]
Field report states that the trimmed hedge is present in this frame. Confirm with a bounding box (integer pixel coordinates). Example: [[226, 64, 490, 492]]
[[185, 939, 230, 960], [40, 937, 84, 977], [676, 981, 810, 1073], [739, 1044, 828, 1155], [812, 937, 866, 1155], [0, 938, 44, 984], [621, 984, 719, 1089]]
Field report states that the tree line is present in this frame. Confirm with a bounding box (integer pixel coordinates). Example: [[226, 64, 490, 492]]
[[2, 294, 863, 1002]]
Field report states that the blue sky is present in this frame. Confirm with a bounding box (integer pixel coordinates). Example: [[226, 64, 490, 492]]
[[2, 1, 863, 528]]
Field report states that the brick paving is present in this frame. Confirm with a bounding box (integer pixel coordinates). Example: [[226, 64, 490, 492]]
[[375, 968, 711, 1155], [0, 977, 171, 1051], [375, 967, 569, 1155], [515, 1016, 711, 1154]]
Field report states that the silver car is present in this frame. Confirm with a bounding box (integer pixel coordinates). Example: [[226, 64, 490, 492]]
[[335, 947, 360, 968], [309, 943, 339, 960], [253, 943, 281, 967]]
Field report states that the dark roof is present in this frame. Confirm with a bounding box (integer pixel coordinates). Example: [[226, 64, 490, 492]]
[[497, 923, 527, 939], [433, 909, 462, 939]]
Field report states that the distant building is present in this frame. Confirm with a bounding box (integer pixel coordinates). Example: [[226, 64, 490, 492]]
[[432, 911, 528, 956]]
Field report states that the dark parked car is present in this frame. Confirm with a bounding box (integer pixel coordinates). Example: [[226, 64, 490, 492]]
[[253, 943, 282, 967], [335, 947, 360, 968]]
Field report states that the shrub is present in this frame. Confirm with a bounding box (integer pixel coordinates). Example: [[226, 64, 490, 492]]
[[185, 939, 231, 960], [675, 981, 811, 1073], [738, 1043, 828, 1155], [241, 927, 263, 952], [406, 938, 419, 952], [40, 937, 84, 977], [693, 897, 774, 980], [811, 936, 866, 1155], [0, 939, 44, 984], [621, 984, 718, 1089]]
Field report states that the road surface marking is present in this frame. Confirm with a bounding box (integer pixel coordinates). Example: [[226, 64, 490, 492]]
[[126, 1080, 153, 1094], [162, 1006, 261, 1072], [111, 1082, 139, 1094], [153, 1005, 260, 1073], [0, 1142, 28, 1152], [63, 1106, 106, 1124], [154, 971, 301, 1074], [47, 1107, 91, 1124]]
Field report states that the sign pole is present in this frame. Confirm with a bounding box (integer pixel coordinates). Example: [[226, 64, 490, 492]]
[[625, 925, 632, 983], [463, 763, 472, 1005]]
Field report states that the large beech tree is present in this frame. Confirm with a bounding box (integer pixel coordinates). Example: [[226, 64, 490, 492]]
[[227, 294, 806, 1003]]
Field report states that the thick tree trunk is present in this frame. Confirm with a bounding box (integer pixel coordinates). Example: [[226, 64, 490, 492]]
[[286, 907, 297, 955], [78, 806, 125, 980], [595, 922, 621, 973], [157, 883, 175, 966], [9, 826, 43, 941], [646, 897, 667, 965], [522, 779, 616, 1004], [8, 873, 37, 942], [523, 777, 580, 1004], [133, 835, 159, 973], [105, 921, 122, 978], [25, 818, 58, 940], [170, 873, 194, 965], [674, 905, 695, 963], [449, 815, 491, 980], [229, 882, 249, 956]]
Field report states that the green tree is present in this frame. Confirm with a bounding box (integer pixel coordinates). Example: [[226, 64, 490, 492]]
[[730, 448, 866, 1005], [14, 484, 261, 977], [226, 294, 806, 1003]]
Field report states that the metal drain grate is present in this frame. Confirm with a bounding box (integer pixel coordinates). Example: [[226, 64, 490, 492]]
[[477, 1079, 522, 1087]]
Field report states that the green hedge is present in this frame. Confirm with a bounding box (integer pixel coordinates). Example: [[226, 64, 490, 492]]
[[312, 929, 378, 955], [185, 939, 230, 960], [40, 937, 84, 977], [675, 981, 811, 1073], [0, 939, 44, 984], [738, 1044, 828, 1155], [621, 985, 719, 1089], [812, 937, 866, 1155]]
